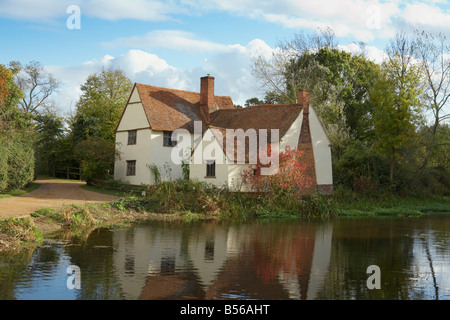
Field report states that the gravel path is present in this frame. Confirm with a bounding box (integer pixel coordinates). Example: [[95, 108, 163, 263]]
[[0, 179, 118, 220]]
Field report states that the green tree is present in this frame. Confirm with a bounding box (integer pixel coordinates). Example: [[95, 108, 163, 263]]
[[71, 66, 132, 143], [370, 40, 425, 183], [244, 97, 264, 107], [0, 64, 35, 192], [70, 66, 132, 183], [34, 111, 66, 176]]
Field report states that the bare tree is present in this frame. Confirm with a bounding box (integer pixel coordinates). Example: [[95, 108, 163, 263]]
[[413, 30, 450, 182], [14, 60, 60, 114], [251, 27, 337, 104]]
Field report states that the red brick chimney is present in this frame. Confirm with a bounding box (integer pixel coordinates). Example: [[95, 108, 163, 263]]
[[297, 90, 310, 113], [200, 75, 215, 123]]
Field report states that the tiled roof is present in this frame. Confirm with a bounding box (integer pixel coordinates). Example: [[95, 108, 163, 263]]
[[208, 104, 304, 163], [210, 104, 302, 136], [135, 83, 235, 132]]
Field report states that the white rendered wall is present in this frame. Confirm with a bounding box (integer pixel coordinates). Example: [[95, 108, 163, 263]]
[[116, 88, 150, 132], [309, 106, 333, 185], [114, 128, 152, 185], [280, 111, 302, 152], [189, 129, 229, 188], [148, 130, 187, 183]]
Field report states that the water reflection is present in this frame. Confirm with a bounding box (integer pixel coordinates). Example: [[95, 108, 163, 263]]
[[0, 214, 449, 300]]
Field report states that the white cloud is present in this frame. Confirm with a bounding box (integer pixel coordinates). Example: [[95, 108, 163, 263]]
[[102, 30, 235, 53], [183, 0, 402, 42], [403, 3, 450, 29], [45, 40, 276, 113], [2, 0, 448, 44], [0, 0, 185, 22], [338, 43, 387, 64]]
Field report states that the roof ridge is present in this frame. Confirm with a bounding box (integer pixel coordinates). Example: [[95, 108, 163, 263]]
[[135, 82, 232, 99]]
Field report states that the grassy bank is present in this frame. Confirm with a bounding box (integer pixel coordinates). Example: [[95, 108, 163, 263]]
[[332, 187, 450, 217], [1, 179, 449, 253], [0, 201, 197, 253], [0, 182, 40, 199], [106, 180, 449, 219]]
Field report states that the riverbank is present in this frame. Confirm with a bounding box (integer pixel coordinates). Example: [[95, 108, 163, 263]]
[[1, 179, 449, 253]]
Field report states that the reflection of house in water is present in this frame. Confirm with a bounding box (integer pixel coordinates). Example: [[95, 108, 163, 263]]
[[112, 222, 333, 300]]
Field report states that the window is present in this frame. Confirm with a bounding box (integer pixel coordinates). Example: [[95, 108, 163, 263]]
[[126, 160, 136, 176], [206, 160, 215, 177], [128, 130, 137, 145], [163, 131, 177, 147]]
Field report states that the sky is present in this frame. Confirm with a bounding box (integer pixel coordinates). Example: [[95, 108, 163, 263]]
[[1, 0, 450, 115]]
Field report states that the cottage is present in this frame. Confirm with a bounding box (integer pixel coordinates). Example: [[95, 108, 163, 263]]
[[114, 76, 333, 194]]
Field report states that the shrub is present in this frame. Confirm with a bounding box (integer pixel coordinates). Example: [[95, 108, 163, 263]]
[[241, 145, 314, 200], [0, 136, 35, 192]]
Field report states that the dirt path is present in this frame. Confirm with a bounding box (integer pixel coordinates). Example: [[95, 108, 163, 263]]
[[0, 179, 118, 220]]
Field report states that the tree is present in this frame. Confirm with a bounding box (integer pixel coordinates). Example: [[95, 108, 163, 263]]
[[251, 27, 337, 105], [370, 32, 425, 183], [412, 30, 450, 182], [0, 64, 35, 192], [245, 97, 264, 107], [13, 60, 60, 115], [71, 66, 132, 143], [70, 66, 132, 183], [34, 110, 66, 176]]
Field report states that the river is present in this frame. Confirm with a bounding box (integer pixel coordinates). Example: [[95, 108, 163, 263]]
[[0, 213, 449, 300]]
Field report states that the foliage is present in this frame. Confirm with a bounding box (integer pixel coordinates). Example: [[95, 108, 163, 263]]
[[241, 145, 314, 200], [75, 136, 116, 184], [71, 66, 132, 143], [147, 163, 161, 185], [334, 140, 386, 192], [370, 55, 424, 181], [252, 28, 449, 196], [67, 67, 132, 183], [34, 111, 66, 176], [109, 178, 338, 219]]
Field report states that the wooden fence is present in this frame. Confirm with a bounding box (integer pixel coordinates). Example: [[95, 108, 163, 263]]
[[54, 166, 82, 180]]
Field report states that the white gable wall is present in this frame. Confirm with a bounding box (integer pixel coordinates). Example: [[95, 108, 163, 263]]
[[309, 106, 333, 186], [279, 110, 302, 152], [116, 104, 150, 132]]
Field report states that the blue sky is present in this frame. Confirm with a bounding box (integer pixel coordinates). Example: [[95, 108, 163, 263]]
[[1, 0, 450, 113]]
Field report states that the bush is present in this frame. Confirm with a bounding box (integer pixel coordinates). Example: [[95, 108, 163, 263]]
[[75, 137, 115, 184], [0, 136, 35, 192]]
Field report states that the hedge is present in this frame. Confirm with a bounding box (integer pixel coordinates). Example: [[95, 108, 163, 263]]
[[0, 136, 34, 192]]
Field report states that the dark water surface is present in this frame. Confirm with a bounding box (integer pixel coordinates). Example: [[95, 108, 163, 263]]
[[1, 214, 449, 300]]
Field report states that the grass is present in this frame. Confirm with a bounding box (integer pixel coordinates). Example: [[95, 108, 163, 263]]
[[80, 184, 130, 197], [333, 188, 450, 217], [1, 179, 448, 253], [0, 182, 40, 199], [0, 217, 43, 252]]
